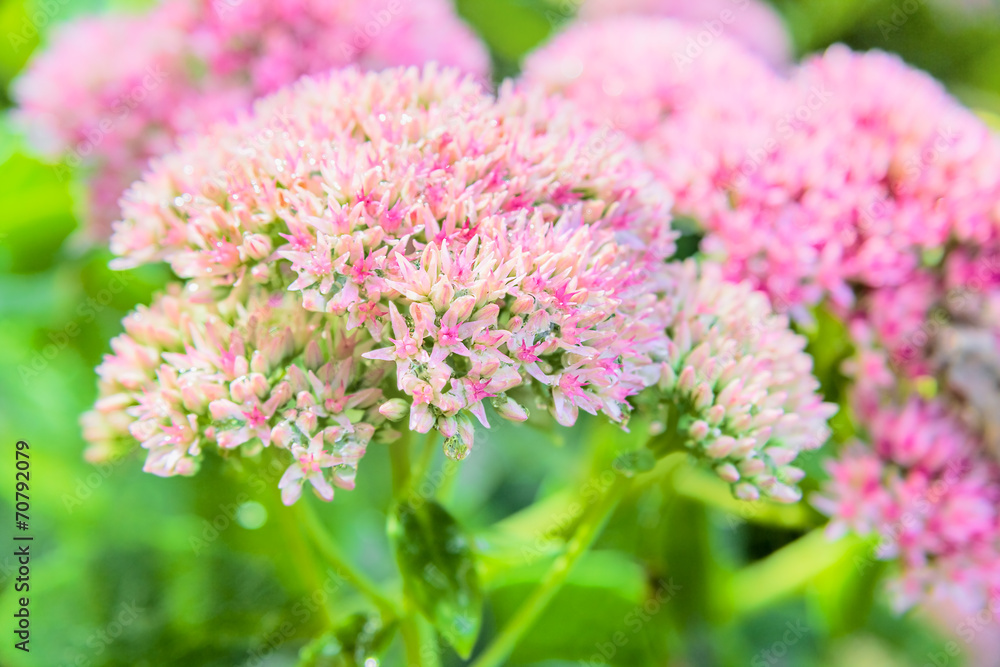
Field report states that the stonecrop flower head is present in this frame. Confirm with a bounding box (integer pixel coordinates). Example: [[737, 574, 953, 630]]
[[523, 23, 1000, 316], [13, 0, 489, 237], [86, 65, 678, 502], [577, 0, 792, 67], [82, 284, 396, 505], [815, 398, 1000, 613], [639, 261, 836, 503]]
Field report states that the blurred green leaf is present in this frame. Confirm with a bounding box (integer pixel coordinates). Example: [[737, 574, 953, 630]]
[[389, 499, 482, 658], [297, 613, 398, 667]]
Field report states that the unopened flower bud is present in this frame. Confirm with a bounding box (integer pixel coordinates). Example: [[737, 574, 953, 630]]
[[493, 395, 529, 422], [243, 233, 273, 260], [379, 398, 409, 421]]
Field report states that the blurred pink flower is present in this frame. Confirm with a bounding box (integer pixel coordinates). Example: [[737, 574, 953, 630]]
[[815, 399, 1000, 614], [523, 24, 1000, 318], [579, 0, 792, 67], [13, 0, 489, 237]]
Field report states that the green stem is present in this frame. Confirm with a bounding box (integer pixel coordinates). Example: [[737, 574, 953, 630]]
[[435, 458, 461, 504], [400, 606, 425, 666], [296, 499, 399, 618], [647, 403, 687, 458], [390, 432, 412, 499], [469, 473, 632, 667], [412, 430, 439, 492], [279, 502, 337, 626]]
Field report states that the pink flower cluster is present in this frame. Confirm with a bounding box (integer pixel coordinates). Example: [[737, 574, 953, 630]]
[[85, 66, 687, 501], [13, 0, 489, 236], [646, 261, 836, 502], [85, 64, 836, 506], [523, 15, 1000, 612], [523, 21, 1000, 317], [82, 285, 395, 505], [816, 399, 1000, 612]]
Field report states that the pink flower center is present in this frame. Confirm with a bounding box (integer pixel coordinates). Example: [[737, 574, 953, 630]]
[[559, 374, 587, 400], [299, 453, 321, 473], [413, 384, 434, 404], [392, 336, 419, 358], [466, 378, 495, 402], [325, 396, 348, 413], [242, 406, 267, 428], [516, 342, 541, 363], [439, 326, 461, 346]]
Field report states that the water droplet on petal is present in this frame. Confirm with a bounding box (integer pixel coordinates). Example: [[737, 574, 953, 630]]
[[443, 436, 469, 461]]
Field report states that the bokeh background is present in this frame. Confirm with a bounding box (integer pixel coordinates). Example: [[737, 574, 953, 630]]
[[3, 1, 1000, 665]]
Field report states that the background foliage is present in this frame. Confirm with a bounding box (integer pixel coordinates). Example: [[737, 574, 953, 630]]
[[2, 1, 999, 665]]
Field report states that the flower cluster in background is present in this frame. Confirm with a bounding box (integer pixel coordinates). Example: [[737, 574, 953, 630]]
[[816, 399, 1000, 613], [579, 0, 792, 67], [523, 11, 1000, 615], [13, 0, 489, 237]]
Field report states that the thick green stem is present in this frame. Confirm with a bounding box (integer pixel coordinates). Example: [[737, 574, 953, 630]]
[[412, 430, 439, 494], [279, 501, 337, 626], [469, 473, 632, 667], [647, 403, 687, 458], [296, 499, 399, 618], [390, 432, 412, 499], [399, 605, 425, 667]]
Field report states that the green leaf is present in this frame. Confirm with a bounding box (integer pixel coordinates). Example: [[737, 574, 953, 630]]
[[297, 614, 398, 667], [389, 499, 482, 659]]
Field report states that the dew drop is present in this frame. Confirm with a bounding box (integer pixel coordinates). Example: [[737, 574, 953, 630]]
[[443, 436, 469, 462]]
